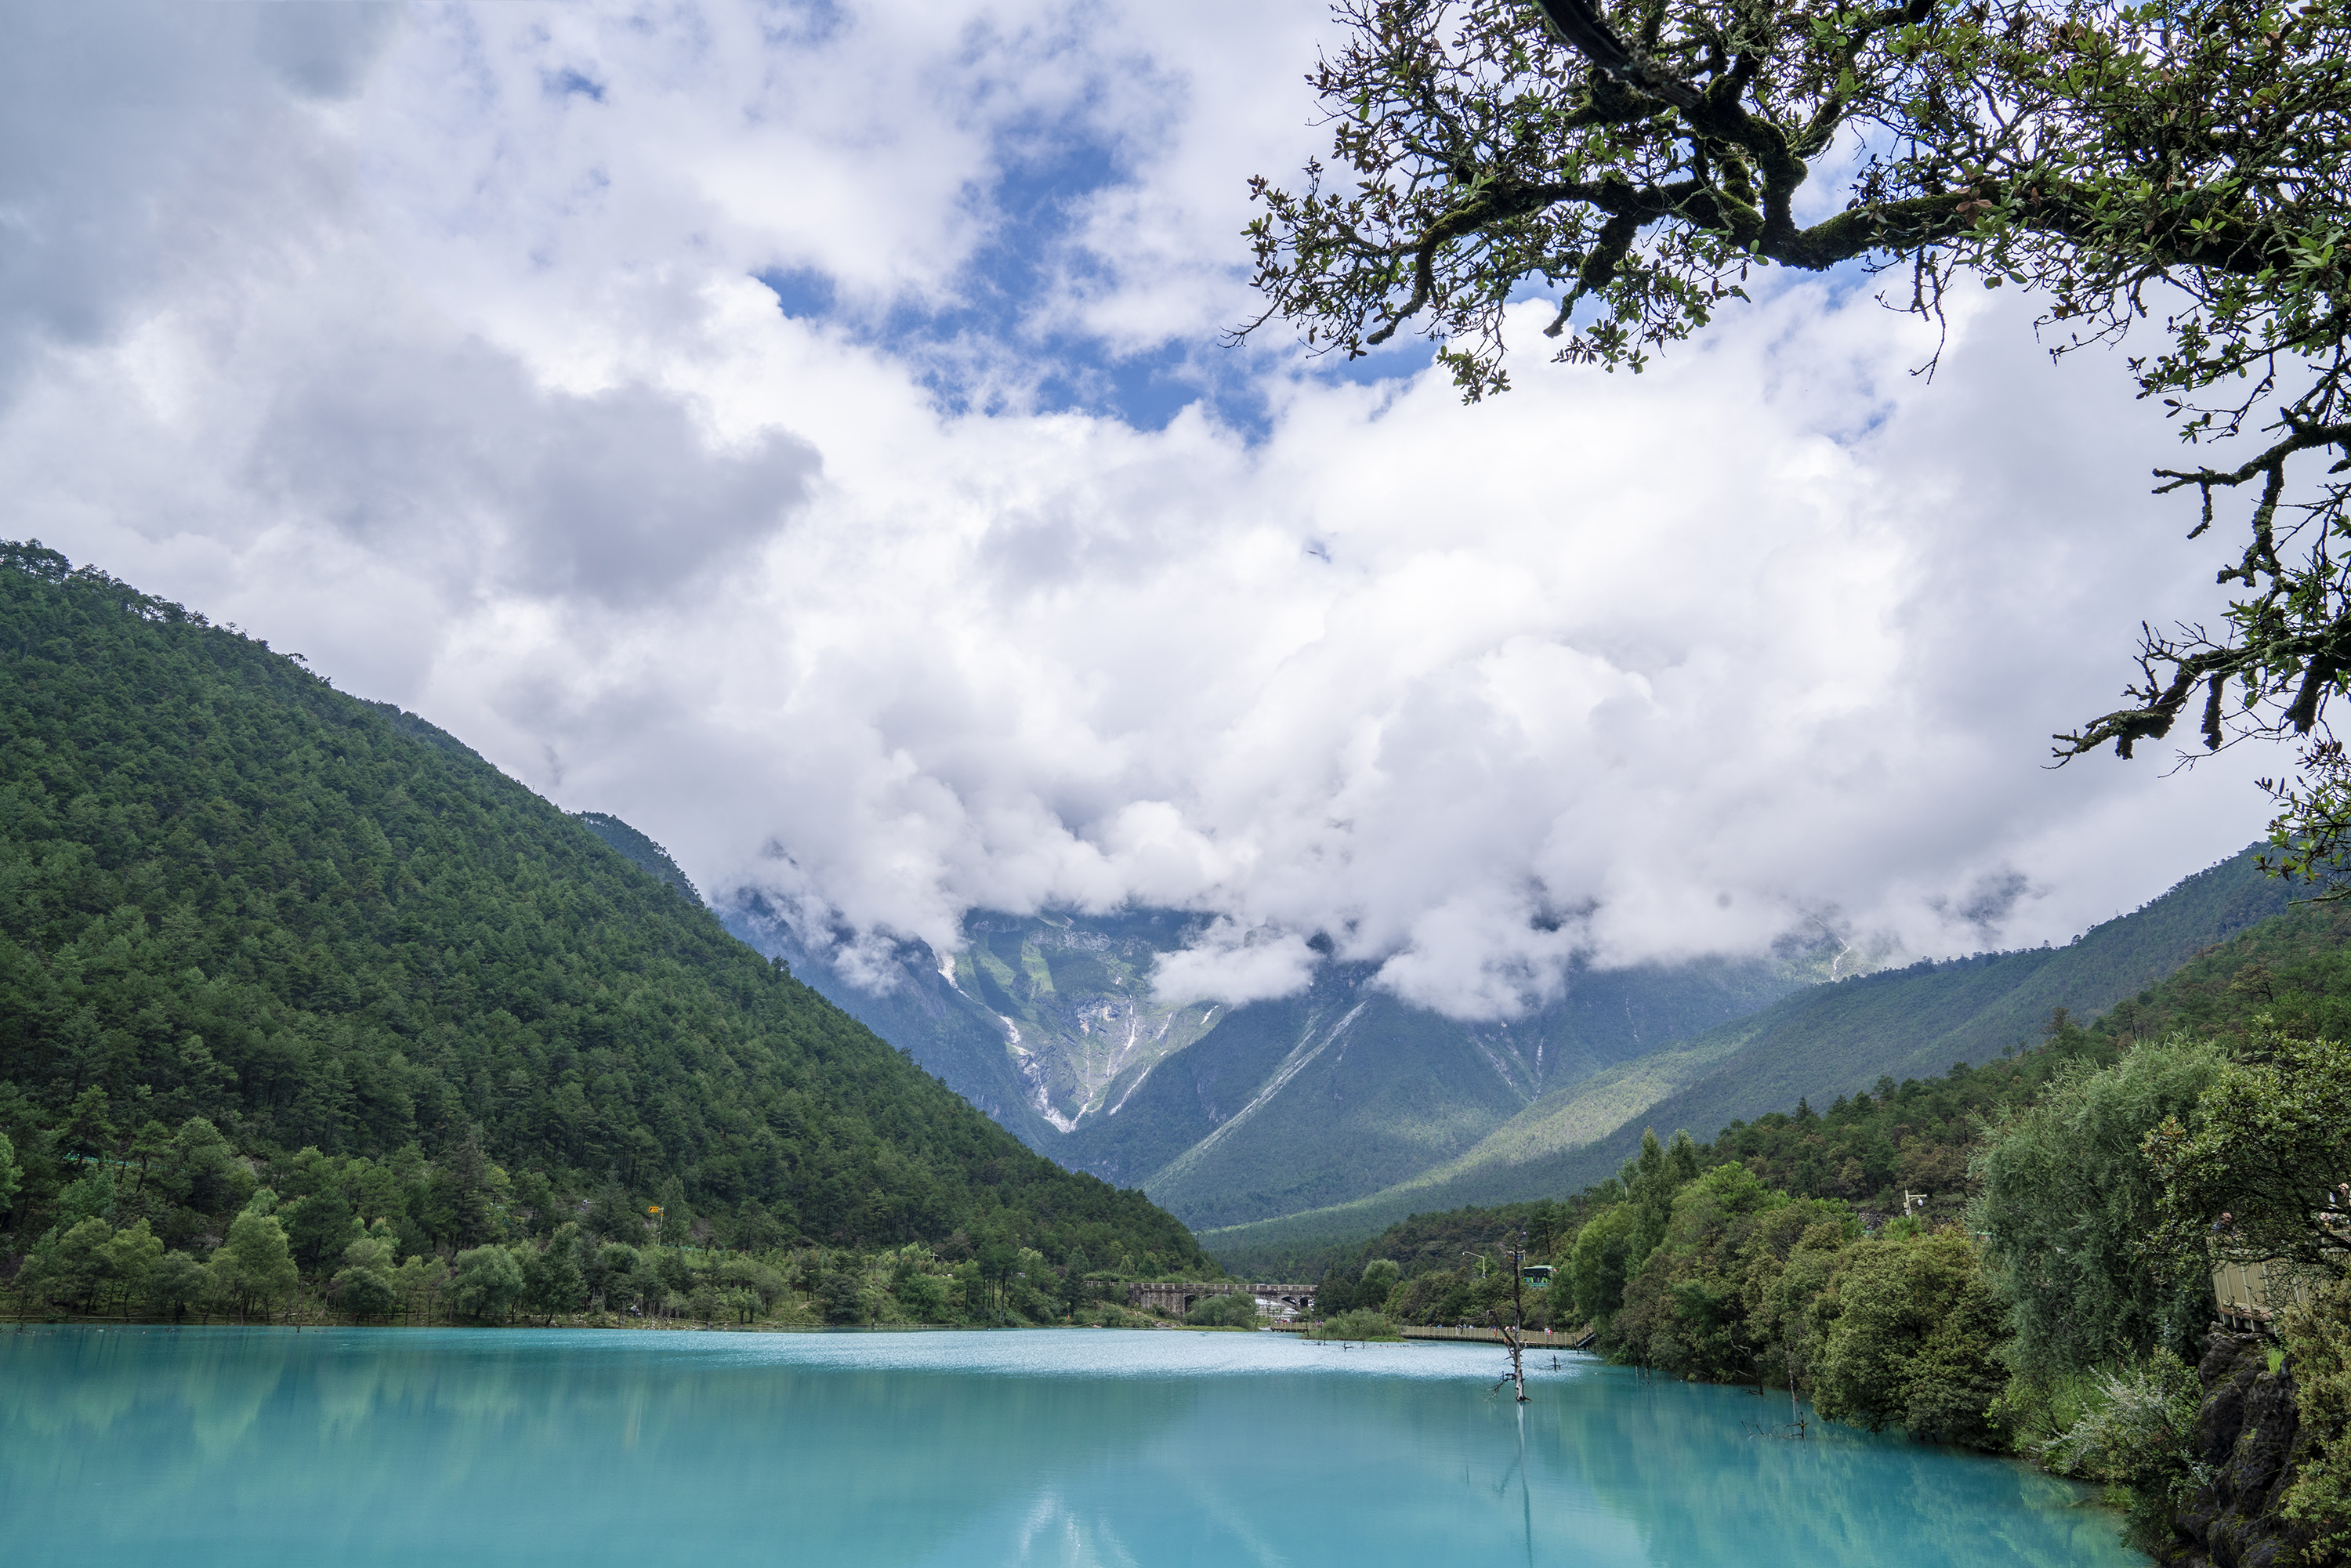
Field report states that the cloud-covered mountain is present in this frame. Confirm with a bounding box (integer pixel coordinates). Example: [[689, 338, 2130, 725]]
[[715, 832, 2291, 1255], [724, 895, 1849, 1228]]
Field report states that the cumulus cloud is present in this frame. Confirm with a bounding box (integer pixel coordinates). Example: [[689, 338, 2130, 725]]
[[0, 6, 275, 394], [248, 343, 817, 605], [0, 0, 2277, 1021], [1149, 921, 1320, 1010], [255, 2, 404, 100]]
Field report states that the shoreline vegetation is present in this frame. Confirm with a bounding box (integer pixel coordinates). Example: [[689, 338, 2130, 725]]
[[0, 1314, 1215, 1333], [0, 1279, 1324, 1334], [0, 1148, 1225, 1334], [1305, 1307, 1404, 1342], [1292, 977, 2351, 1563]]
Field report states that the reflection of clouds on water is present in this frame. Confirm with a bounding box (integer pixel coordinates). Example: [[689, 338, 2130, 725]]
[[1004, 1490, 1147, 1568], [2, 1331, 2138, 1568]]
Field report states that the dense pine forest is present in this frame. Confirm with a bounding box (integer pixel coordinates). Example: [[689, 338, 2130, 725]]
[[0, 541, 1208, 1326]]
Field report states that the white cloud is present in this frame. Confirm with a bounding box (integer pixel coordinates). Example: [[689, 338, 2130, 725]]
[[1150, 920, 1320, 1010], [0, 1, 2277, 1021]]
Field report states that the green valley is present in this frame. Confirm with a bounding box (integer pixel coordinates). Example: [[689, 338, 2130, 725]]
[[1199, 846, 2292, 1272]]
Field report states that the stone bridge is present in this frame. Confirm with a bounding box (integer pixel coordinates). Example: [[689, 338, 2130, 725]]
[[1128, 1280, 1315, 1317]]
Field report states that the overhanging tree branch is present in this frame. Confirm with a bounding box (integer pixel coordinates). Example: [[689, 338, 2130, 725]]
[[1243, 0, 2351, 883]]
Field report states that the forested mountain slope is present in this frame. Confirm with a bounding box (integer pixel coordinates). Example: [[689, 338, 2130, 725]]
[[2089, 896, 2351, 1046], [1258, 890, 2351, 1291], [0, 542, 1204, 1273], [730, 899, 1840, 1229], [1199, 846, 2290, 1268], [575, 812, 705, 910], [1528, 844, 2288, 1196]]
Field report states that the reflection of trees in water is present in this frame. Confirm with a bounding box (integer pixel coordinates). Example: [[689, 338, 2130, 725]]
[[1, 1331, 1197, 1565], [5, 1334, 2143, 1567], [1545, 1369, 2135, 1568]]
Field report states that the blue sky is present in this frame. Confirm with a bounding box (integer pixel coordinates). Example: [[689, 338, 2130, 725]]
[[752, 92, 1443, 439], [0, 0, 2277, 1017]]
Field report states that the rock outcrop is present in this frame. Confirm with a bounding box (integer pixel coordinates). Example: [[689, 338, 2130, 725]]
[[2163, 1334, 2323, 1568]]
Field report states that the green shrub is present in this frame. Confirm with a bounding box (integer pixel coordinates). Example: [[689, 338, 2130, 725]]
[[146, 1251, 208, 1320], [896, 1271, 952, 1322], [718, 1256, 788, 1309], [331, 1264, 397, 1321], [18, 1218, 111, 1312], [1186, 1292, 1259, 1327], [520, 1224, 586, 1318], [1312, 1308, 1399, 1341], [1356, 1258, 1400, 1312], [1567, 1204, 1641, 1328], [1971, 1035, 2222, 1375], [2280, 1278, 2351, 1565], [1811, 1229, 2009, 1449], [205, 1209, 297, 1320], [2028, 1351, 2202, 1553], [447, 1244, 525, 1323], [817, 1272, 868, 1324]]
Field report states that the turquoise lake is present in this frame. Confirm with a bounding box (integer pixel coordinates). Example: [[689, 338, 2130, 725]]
[[2, 1326, 2141, 1567]]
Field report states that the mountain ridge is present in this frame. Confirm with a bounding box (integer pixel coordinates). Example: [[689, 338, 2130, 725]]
[[1196, 842, 2291, 1267], [727, 897, 1852, 1229]]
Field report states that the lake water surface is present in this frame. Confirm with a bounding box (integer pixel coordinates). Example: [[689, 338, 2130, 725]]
[[2, 1326, 2141, 1567]]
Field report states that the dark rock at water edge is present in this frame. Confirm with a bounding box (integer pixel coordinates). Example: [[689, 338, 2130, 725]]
[[2163, 1336, 2323, 1568]]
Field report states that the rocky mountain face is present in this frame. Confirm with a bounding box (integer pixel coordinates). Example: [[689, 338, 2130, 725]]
[[724, 843, 2294, 1252], [944, 910, 1226, 1135], [722, 902, 1212, 1150], [722, 897, 1838, 1229]]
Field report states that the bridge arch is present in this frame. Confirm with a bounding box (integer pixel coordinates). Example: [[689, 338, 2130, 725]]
[[1127, 1280, 1317, 1318]]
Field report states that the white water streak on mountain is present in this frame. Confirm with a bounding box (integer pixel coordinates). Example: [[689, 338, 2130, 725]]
[[1161, 1000, 1368, 1172]]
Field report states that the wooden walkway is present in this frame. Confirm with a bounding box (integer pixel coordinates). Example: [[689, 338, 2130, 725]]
[[1399, 1325, 1592, 1348], [1270, 1323, 1595, 1349]]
